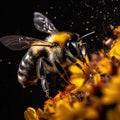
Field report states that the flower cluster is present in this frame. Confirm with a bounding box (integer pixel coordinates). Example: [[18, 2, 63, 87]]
[[24, 26, 120, 120]]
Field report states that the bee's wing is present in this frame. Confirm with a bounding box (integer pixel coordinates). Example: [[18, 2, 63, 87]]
[[0, 35, 53, 51], [33, 12, 58, 34]]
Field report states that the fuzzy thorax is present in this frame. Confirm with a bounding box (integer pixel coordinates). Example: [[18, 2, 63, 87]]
[[46, 32, 72, 49]]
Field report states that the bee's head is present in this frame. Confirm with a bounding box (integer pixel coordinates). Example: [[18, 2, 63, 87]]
[[66, 33, 86, 62]]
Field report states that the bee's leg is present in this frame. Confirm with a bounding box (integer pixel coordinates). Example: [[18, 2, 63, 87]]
[[37, 58, 50, 98], [41, 79, 50, 98], [65, 50, 85, 73], [54, 60, 72, 85]]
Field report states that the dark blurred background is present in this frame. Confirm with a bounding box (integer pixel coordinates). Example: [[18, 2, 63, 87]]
[[0, 0, 120, 120]]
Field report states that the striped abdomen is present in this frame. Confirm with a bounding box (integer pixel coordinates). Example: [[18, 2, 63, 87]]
[[18, 49, 38, 88]]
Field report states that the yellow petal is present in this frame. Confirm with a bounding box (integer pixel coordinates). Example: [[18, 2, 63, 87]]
[[44, 99, 56, 114], [102, 95, 117, 105], [111, 76, 120, 85], [102, 86, 120, 104], [69, 64, 83, 74], [98, 49, 105, 58], [72, 101, 83, 110], [98, 57, 112, 74], [86, 108, 98, 119], [94, 73, 101, 84], [24, 107, 39, 120], [109, 38, 120, 60], [70, 76, 85, 87], [36, 108, 44, 119]]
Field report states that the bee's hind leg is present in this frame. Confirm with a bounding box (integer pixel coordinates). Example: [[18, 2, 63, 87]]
[[37, 58, 50, 98]]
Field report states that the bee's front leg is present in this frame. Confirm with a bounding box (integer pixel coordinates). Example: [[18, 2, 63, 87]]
[[54, 60, 72, 85], [65, 49, 85, 73], [41, 79, 50, 98], [36, 58, 50, 98]]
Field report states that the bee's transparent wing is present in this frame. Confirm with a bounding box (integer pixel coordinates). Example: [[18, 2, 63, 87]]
[[33, 12, 58, 34], [0, 35, 52, 51]]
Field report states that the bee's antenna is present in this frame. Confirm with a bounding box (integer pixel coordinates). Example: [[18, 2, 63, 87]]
[[81, 31, 95, 39]]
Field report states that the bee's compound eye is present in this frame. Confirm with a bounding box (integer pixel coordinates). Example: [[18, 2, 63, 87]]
[[71, 33, 79, 42], [67, 41, 78, 57]]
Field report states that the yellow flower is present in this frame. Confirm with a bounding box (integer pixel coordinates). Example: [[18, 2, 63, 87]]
[[68, 56, 92, 88]]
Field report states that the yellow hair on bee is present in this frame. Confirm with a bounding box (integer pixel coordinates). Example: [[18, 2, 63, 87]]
[[30, 46, 45, 55], [46, 32, 72, 49], [31, 32, 72, 55]]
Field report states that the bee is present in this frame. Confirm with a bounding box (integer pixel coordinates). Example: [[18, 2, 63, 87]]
[[0, 12, 95, 97]]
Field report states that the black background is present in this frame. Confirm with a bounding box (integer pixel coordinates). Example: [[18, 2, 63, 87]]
[[0, 0, 120, 120]]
